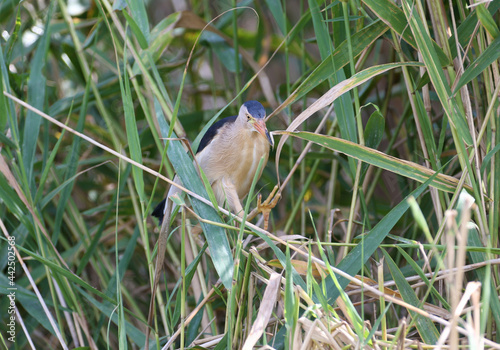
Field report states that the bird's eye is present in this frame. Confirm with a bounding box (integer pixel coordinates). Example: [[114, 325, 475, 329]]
[[247, 115, 251, 121]]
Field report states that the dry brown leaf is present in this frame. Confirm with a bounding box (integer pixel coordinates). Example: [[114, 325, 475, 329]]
[[242, 273, 281, 350]]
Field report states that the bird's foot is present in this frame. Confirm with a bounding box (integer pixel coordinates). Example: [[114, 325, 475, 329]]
[[248, 185, 280, 230]]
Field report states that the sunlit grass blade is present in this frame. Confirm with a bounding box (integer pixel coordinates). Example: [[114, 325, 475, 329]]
[[0, 46, 18, 141], [284, 245, 295, 348], [325, 170, 438, 303], [132, 12, 181, 74], [363, 0, 449, 66], [264, 0, 286, 35], [309, 0, 358, 179], [122, 10, 148, 50], [269, 19, 389, 116], [275, 62, 422, 182], [449, 1, 500, 56], [467, 226, 500, 335], [475, 3, 500, 38], [120, 45, 145, 202], [123, 0, 150, 44], [280, 131, 465, 193], [401, 0, 472, 146], [452, 35, 500, 95], [396, 247, 450, 310], [382, 250, 439, 344], [314, 225, 370, 343]]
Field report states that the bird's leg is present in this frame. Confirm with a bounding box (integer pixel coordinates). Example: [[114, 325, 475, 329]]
[[217, 177, 246, 218], [247, 185, 280, 230]]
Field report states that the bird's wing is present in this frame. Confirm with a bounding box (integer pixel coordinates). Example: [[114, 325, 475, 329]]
[[153, 115, 237, 222], [196, 115, 237, 154], [151, 198, 166, 222]]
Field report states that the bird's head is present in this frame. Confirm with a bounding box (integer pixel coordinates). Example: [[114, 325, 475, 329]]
[[239, 100, 274, 147]]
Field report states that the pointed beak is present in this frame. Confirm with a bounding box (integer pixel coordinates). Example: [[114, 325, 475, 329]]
[[253, 119, 274, 147]]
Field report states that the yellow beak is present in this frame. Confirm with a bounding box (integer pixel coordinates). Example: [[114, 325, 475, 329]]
[[253, 119, 274, 147]]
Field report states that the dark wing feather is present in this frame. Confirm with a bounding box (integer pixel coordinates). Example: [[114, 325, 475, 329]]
[[152, 198, 166, 224], [196, 115, 237, 154]]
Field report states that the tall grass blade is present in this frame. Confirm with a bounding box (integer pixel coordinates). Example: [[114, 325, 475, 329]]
[[280, 131, 463, 193], [467, 226, 500, 335], [324, 170, 438, 303], [120, 47, 145, 201], [364, 0, 449, 65], [124, 0, 150, 44], [401, 0, 472, 146], [452, 35, 500, 95], [271, 20, 388, 113], [22, 3, 54, 185], [156, 108, 234, 289], [382, 250, 439, 344], [264, 0, 286, 35]]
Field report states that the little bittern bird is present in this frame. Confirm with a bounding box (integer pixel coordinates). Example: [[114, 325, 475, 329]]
[[153, 100, 277, 225]]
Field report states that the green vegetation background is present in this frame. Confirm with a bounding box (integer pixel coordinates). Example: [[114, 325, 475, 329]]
[[0, 0, 499, 349]]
